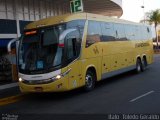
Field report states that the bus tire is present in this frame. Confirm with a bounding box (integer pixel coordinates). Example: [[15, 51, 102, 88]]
[[136, 58, 142, 73], [141, 57, 148, 71], [84, 70, 96, 91]]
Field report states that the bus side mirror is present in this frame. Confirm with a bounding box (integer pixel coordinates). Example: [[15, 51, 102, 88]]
[[7, 38, 19, 53], [7, 38, 19, 65]]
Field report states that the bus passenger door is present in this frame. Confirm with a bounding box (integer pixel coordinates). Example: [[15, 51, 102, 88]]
[[67, 60, 81, 90], [65, 31, 82, 90]]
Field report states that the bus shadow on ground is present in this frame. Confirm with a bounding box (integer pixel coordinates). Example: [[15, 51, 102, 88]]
[[96, 70, 138, 88]]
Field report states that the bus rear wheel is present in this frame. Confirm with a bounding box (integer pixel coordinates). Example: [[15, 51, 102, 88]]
[[136, 58, 142, 73], [84, 70, 96, 91], [141, 57, 148, 71]]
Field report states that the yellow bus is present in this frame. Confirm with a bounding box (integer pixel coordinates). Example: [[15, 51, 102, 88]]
[[16, 13, 153, 92]]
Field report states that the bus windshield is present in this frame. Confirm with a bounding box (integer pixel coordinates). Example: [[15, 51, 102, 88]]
[[18, 20, 85, 74]]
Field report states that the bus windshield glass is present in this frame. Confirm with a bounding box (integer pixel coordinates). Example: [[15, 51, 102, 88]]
[[18, 20, 85, 74]]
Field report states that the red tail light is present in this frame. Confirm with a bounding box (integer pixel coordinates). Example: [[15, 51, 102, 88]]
[[25, 30, 37, 35], [58, 44, 64, 47]]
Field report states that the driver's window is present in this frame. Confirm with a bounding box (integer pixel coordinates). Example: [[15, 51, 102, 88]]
[[67, 38, 76, 60], [66, 31, 80, 60]]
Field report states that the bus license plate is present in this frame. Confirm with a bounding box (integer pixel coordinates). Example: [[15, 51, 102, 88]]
[[34, 87, 43, 92]]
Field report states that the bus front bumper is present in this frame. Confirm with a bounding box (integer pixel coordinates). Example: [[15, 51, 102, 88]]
[[19, 78, 69, 93]]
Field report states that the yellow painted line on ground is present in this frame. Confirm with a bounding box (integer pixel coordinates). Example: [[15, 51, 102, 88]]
[[0, 94, 25, 106]]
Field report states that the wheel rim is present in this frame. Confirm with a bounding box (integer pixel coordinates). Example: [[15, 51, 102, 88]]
[[85, 74, 93, 88], [143, 59, 147, 67], [142, 60, 146, 69], [137, 62, 141, 72]]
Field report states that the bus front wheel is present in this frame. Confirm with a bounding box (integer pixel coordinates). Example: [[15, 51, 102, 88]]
[[84, 70, 96, 91]]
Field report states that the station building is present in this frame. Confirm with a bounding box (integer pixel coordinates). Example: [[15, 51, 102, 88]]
[[0, 0, 123, 81]]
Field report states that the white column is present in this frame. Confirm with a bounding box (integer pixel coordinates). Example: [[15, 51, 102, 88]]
[[14, 0, 21, 37]]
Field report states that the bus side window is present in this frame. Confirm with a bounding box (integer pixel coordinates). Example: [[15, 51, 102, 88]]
[[124, 25, 135, 40], [101, 22, 116, 42], [147, 27, 152, 40], [67, 20, 86, 38], [86, 21, 102, 47], [113, 23, 126, 41], [141, 26, 151, 40], [134, 26, 142, 40]]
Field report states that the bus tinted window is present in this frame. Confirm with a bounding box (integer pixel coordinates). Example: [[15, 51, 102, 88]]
[[101, 22, 116, 42], [151, 26, 156, 42], [43, 28, 58, 46], [134, 26, 142, 40], [67, 20, 86, 29], [67, 37, 76, 60], [66, 30, 81, 60], [147, 27, 152, 40], [67, 20, 86, 37], [114, 23, 126, 41], [124, 25, 135, 40], [141, 26, 151, 40], [86, 21, 102, 47]]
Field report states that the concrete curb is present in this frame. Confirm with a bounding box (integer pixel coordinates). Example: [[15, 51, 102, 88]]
[[0, 82, 18, 91]]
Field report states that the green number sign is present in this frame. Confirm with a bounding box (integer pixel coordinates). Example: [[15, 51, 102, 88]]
[[70, 0, 83, 13]]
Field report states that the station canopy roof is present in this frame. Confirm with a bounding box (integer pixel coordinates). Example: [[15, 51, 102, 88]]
[[83, 0, 123, 17], [45, 0, 123, 17]]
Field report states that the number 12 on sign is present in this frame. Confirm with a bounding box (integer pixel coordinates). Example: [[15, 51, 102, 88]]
[[70, 0, 84, 13]]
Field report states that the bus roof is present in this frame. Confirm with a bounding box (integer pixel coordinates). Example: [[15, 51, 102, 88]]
[[25, 13, 87, 30], [25, 13, 148, 30]]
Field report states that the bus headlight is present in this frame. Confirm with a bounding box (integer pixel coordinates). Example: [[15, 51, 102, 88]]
[[55, 75, 61, 79], [51, 75, 62, 81], [19, 78, 23, 82], [51, 68, 71, 81]]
